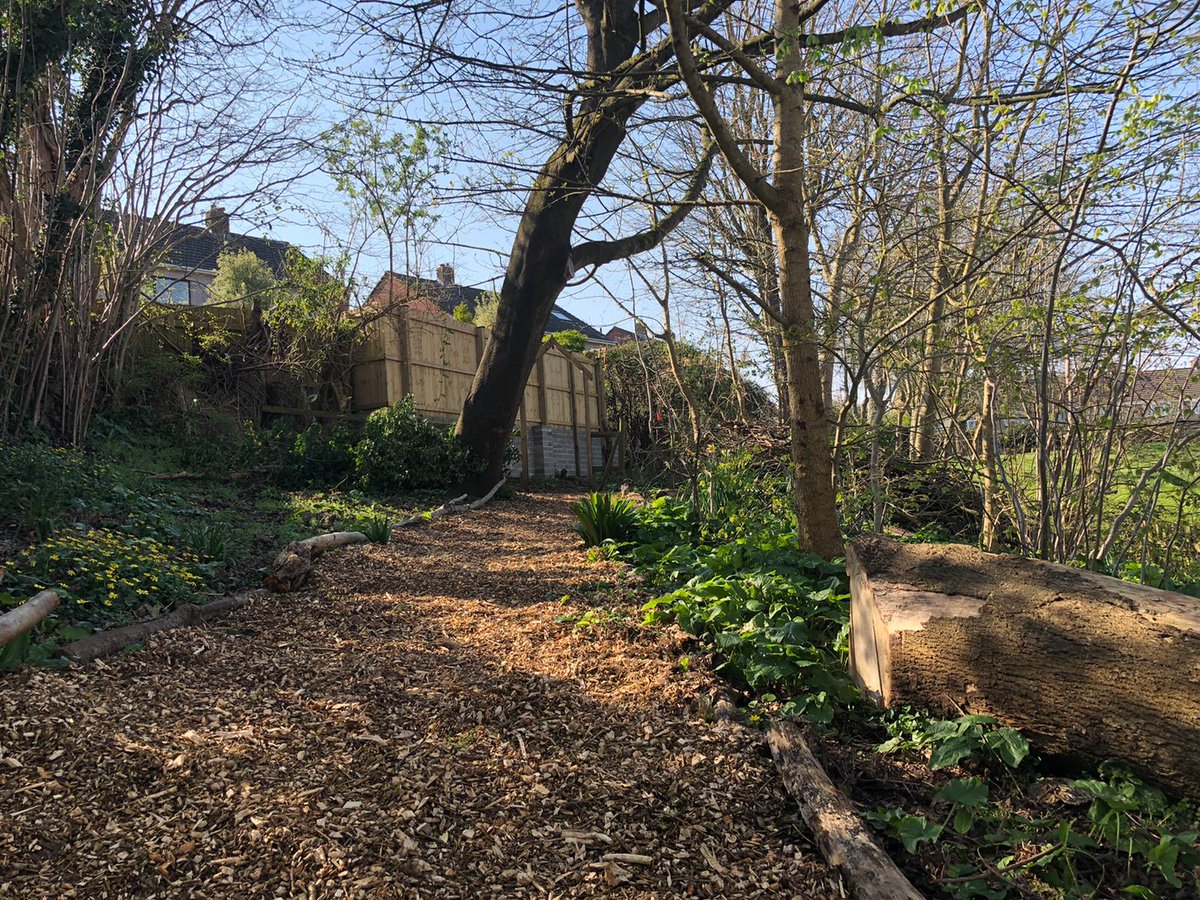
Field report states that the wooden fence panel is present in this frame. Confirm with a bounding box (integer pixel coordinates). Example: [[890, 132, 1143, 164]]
[[350, 309, 608, 479]]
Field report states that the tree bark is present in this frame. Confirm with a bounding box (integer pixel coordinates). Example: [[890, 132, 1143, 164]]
[[767, 722, 925, 899], [770, 0, 840, 559], [0, 589, 59, 648], [978, 375, 1002, 551], [911, 150, 952, 462], [847, 535, 1200, 797]]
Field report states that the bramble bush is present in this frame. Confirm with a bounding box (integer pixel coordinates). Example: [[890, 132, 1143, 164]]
[[272, 421, 358, 487]]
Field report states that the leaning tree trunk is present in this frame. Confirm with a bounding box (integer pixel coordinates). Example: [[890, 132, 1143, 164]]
[[455, 0, 655, 491], [847, 535, 1200, 797]]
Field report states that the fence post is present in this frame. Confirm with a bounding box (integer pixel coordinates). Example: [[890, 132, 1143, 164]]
[[535, 355, 548, 425], [519, 395, 530, 486], [593, 354, 607, 429], [566, 356, 582, 477], [582, 361, 594, 487], [396, 307, 413, 401]]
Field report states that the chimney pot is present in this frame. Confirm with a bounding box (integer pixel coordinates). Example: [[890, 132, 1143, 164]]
[[206, 206, 230, 237], [436, 263, 455, 286]]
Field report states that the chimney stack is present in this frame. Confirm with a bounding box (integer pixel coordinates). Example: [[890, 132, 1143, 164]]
[[436, 263, 455, 286], [206, 205, 230, 237]]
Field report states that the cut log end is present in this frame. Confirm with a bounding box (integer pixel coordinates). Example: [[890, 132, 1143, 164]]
[[847, 535, 1200, 797], [268, 531, 368, 593]]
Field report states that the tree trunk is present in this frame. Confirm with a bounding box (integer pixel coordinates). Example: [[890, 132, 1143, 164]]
[[454, 0, 656, 490], [847, 535, 1200, 797], [978, 375, 1002, 552], [771, 0, 840, 559]]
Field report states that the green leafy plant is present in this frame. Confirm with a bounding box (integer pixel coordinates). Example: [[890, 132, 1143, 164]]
[[937, 777, 990, 834], [865, 807, 945, 853], [10, 528, 209, 622], [0, 442, 117, 538], [878, 710, 1030, 770], [356, 515, 392, 544], [354, 398, 477, 493], [182, 521, 229, 562], [572, 492, 639, 546]]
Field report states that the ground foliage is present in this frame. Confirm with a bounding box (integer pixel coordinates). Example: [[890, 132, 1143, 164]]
[[0, 412, 458, 665], [602, 455, 1200, 898]]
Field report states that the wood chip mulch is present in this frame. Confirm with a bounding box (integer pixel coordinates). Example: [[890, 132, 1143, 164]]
[[0, 491, 840, 898]]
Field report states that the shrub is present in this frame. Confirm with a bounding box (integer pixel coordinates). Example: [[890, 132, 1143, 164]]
[[545, 329, 588, 352], [274, 421, 358, 487], [572, 492, 639, 546], [353, 398, 476, 493], [10, 527, 209, 622]]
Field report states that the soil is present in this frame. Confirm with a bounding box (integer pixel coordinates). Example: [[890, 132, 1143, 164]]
[[0, 491, 840, 898]]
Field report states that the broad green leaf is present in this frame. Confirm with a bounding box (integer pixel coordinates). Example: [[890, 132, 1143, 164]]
[[894, 815, 944, 853], [983, 728, 1030, 768], [929, 734, 980, 769], [937, 777, 989, 808], [953, 808, 975, 834]]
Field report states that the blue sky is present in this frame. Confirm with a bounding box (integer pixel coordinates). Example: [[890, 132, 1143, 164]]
[[206, 2, 655, 341]]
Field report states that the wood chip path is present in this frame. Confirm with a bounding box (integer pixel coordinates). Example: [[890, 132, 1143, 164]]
[[0, 492, 839, 898]]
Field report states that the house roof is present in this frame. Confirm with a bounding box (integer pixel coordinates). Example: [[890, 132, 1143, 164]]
[[1128, 366, 1200, 408], [156, 221, 292, 277], [368, 273, 612, 344], [605, 325, 638, 344]]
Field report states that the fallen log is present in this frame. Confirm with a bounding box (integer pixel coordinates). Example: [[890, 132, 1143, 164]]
[[396, 493, 469, 529], [267, 530, 367, 592], [847, 536, 1200, 796], [429, 493, 469, 520], [767, 722, 924, 900], [468, 479, 506, 510], [61, 591, 264, 663], [0, 590, 60, 648]]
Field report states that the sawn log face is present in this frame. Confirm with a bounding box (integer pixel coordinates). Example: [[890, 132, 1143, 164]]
[[847, 536, 1200, 797]]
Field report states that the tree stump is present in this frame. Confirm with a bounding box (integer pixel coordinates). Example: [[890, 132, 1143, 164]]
[[847, 536, 1200, 796]]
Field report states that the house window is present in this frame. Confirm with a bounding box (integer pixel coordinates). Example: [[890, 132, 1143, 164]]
[[155, 277, 191, 305]]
